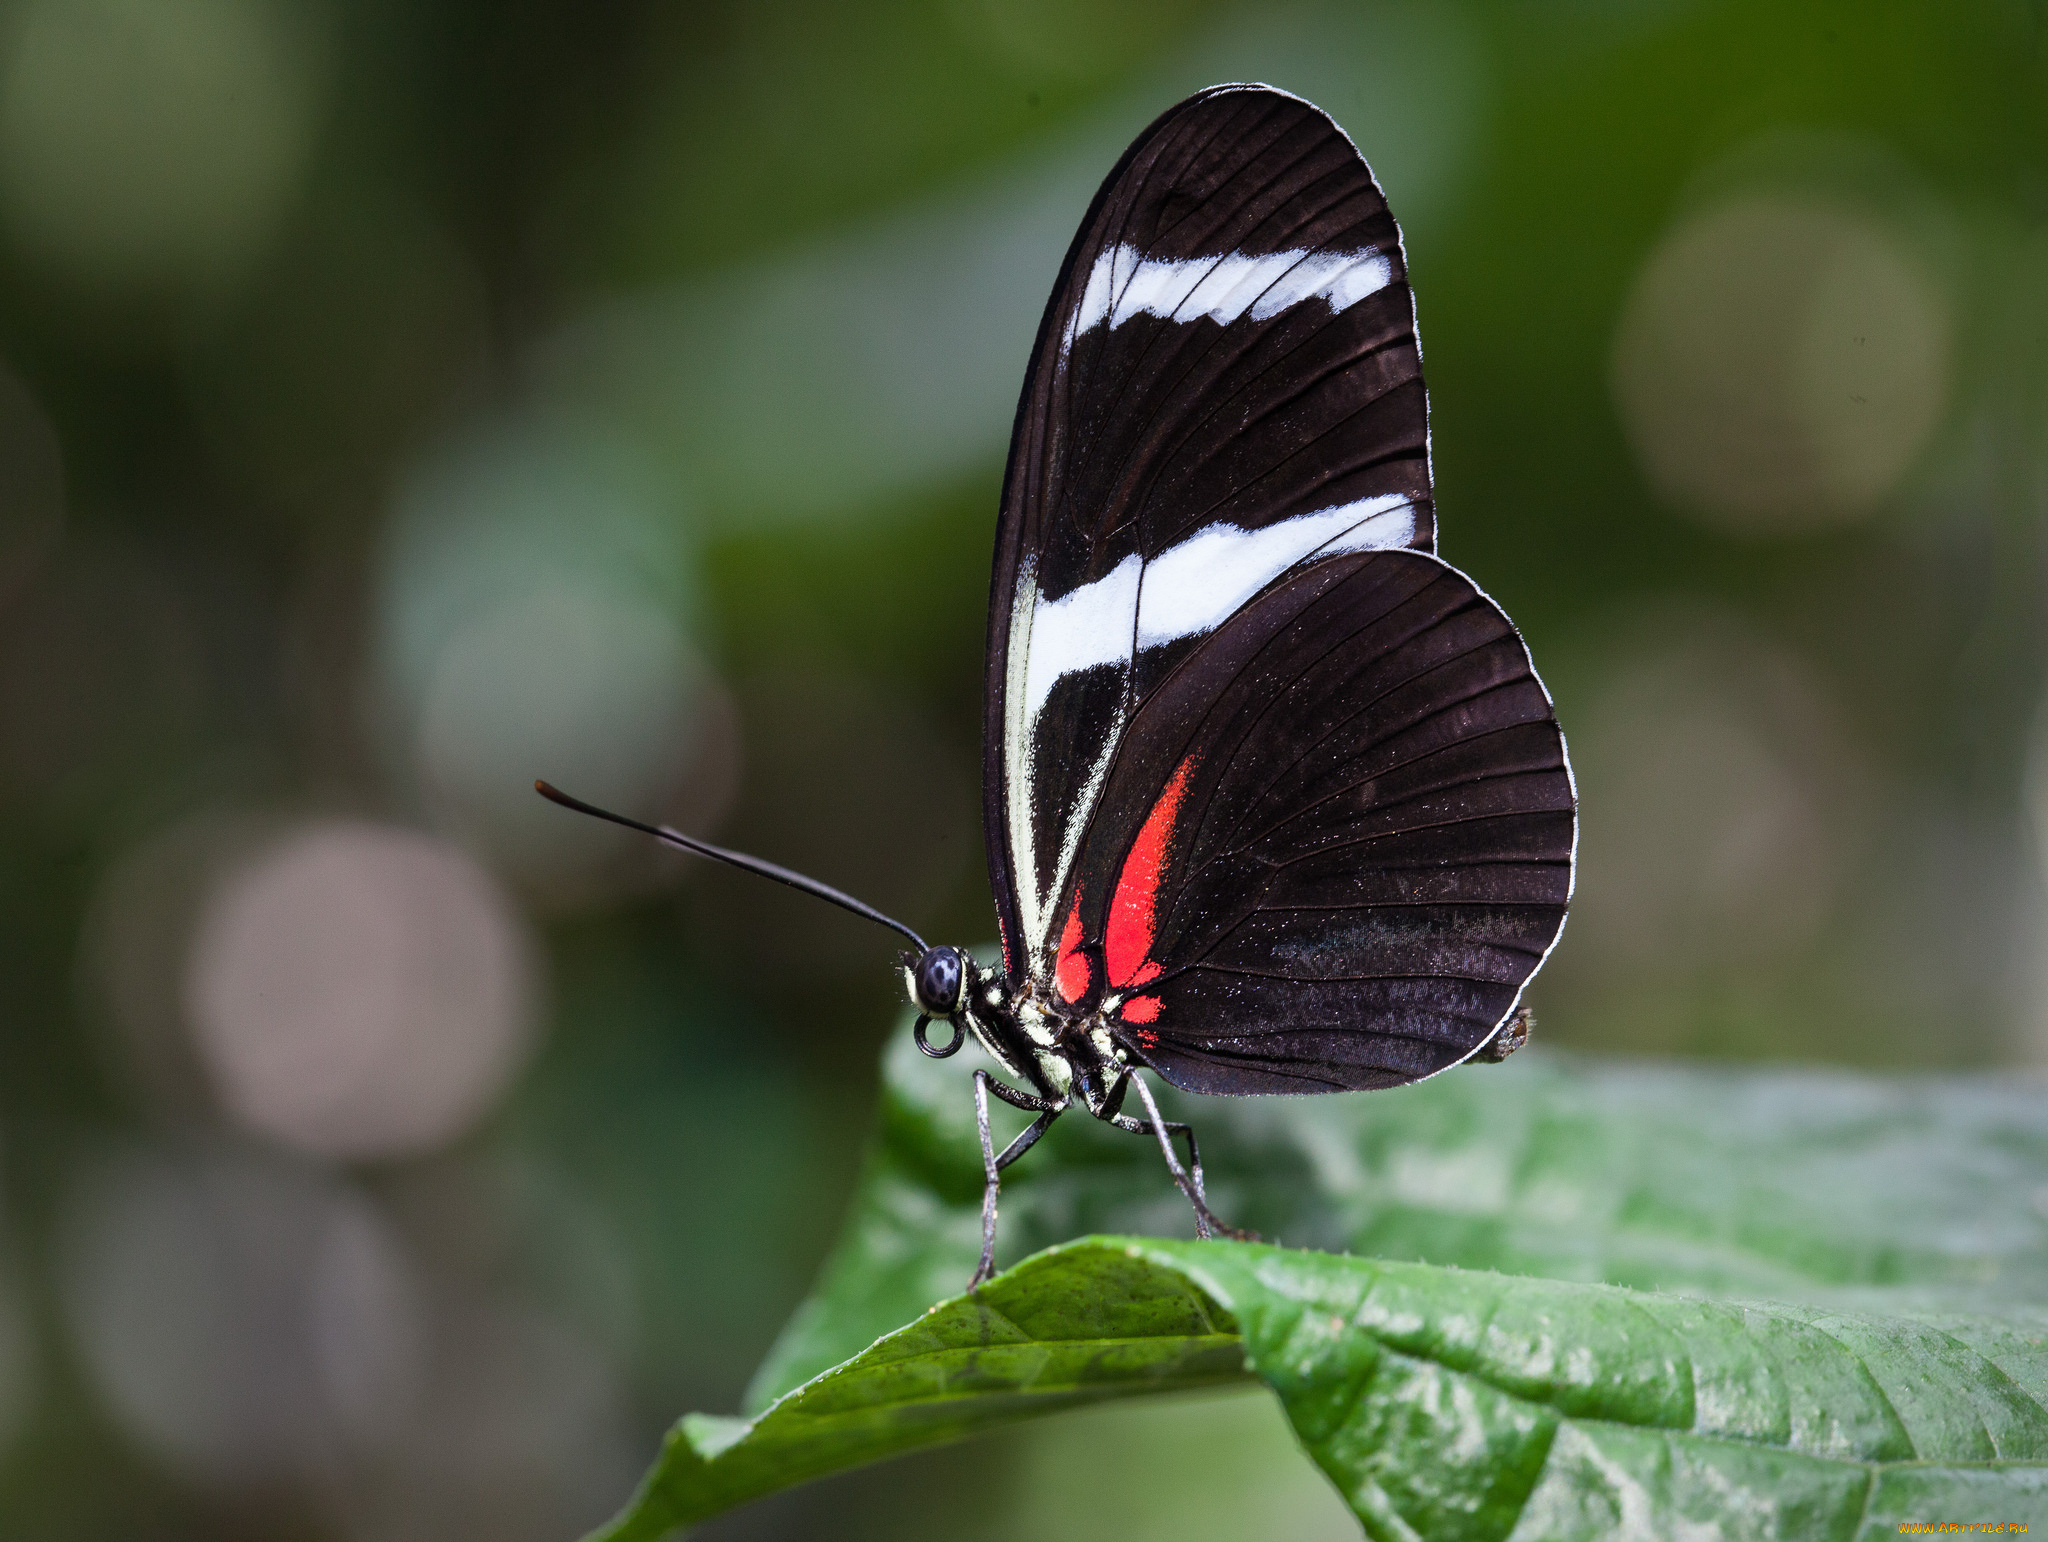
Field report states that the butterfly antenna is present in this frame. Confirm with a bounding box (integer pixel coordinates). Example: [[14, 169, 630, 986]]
[[534, 781, 928, 952]]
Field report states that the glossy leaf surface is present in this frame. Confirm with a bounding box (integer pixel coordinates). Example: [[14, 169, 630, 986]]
[[588, 1033, 2048, 1539]]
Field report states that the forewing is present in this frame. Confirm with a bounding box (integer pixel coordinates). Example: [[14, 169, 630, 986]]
[[1061, 549, 1575, 1095], [986, 84, 1433, 979]]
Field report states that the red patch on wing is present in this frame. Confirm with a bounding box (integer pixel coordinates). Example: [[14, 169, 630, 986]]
[[1054, 891, 1089, 1004], [1119, 996, 1161, 1025], [1104, 755, 1196, 989]]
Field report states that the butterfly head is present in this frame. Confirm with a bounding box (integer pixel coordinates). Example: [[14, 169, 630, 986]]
[[901, 946, 1060, 1095], [908, 945, 965, 1017], [905, 945, 982, 1062]]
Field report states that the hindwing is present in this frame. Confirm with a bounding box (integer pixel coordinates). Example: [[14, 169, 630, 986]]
[[1048, 549, 1574, 1092]]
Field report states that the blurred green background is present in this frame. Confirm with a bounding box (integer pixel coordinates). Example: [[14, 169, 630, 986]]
[[0, 0, 2044, 1537]]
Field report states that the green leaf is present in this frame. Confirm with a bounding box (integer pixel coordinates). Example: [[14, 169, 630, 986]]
[[589, 1029, 2048, 1539], [1156, 1241, 2048, 1539], [588, 1243, 1248, 1541], [752, 1029, 2048, 1403]]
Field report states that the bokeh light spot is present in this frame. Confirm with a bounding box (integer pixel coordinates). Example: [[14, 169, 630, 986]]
[[58, 1143, 634, 1538], [58, 1146, 421, 1487], [0, 0, 327, 290], [184, 821, 538, 1161], [376, 410, 728, 897], [1555, 609, 1863, 983], [417, 584, 710, 885], [1612, 192, 1951, 532]]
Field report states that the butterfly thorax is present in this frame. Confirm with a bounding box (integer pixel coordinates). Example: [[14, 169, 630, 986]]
[[946, 957, 1132, 1117]]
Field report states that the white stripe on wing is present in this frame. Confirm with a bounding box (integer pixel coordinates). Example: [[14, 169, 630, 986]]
[[1068, 244, 1393, 349], [1004, 493, 1415, 952]]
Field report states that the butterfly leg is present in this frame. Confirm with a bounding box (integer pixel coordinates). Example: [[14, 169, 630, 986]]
[[1111, 1072, 1251, 1242], [970, 1070, 1063, 1289], [1099, 1071, 1206, 1208]]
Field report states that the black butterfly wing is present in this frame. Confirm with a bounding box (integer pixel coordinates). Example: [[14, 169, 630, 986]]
[[986, 84, 1435, 982], [1058, 548, 1575, 1094]]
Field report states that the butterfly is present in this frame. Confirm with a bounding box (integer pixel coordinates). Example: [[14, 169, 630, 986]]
[[541, 82, 1576, 1288]]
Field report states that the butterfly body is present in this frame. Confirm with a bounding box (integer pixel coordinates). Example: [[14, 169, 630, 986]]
[[907, 949, 1127, 1116]]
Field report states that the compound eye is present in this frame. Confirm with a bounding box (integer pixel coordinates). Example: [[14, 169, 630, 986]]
[[913, 946, 964, 1015]]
